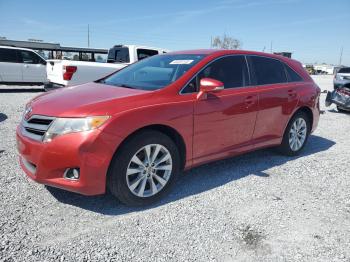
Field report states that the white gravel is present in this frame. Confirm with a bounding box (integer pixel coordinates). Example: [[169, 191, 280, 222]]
[[0, 76, 349, 262]]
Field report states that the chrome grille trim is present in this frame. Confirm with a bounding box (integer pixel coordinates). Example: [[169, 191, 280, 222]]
[[21, 115, 56, 142]]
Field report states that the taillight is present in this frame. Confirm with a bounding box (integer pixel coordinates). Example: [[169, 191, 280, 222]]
[[63, 65, 77, 81]]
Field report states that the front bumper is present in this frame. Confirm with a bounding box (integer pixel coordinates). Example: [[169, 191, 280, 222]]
[[325, 88, 350, 110], [16, 125, 118, 195]]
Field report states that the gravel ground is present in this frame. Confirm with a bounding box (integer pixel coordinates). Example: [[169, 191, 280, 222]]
[[0, 76, 349, 262]]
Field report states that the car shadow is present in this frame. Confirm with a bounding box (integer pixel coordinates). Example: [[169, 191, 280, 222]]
[[0, 113, 8, 123], [47, 135, 335, 215], [0, 88, 43, 93]]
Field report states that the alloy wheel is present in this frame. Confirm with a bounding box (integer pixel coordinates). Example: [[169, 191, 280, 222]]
[[289, 118, 307, 151], [126, 144, 173, 197]]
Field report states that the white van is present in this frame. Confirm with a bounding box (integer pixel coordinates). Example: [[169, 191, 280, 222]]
[[0, 46, 47, 85]]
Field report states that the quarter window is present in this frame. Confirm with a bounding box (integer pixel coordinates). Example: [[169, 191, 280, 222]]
[[284, 64, 303, 82], [0, 48, 18, 63], [250, 56, 287, 85]]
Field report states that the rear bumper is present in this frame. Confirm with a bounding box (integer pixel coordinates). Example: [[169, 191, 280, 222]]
[[16, 125, 120, 195]]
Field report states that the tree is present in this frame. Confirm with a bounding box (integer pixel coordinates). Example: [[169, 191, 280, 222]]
[[211, 34, 242, 49]]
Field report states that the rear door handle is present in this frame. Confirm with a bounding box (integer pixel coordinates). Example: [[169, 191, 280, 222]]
[[245, 95, 256, 107], [288, 89, 297, 97]]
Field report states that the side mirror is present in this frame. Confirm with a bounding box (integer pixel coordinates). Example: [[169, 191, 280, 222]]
[[199, 78, 224, 92], [197, 78, 224, 99]]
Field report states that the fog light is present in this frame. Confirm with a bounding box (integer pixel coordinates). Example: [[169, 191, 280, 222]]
[[64, 168, 80, 180]]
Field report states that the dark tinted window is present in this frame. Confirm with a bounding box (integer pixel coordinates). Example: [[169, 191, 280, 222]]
[[137, 49, 158, 60], [284, 64, 303, 82], [198, 56, 249, 89], [338, 67, 350, 73], [20, 50, 41, 64], [0, 48, 18, 63], [250, 56, 287, 85], [182, 77, 198, 93], [107, 47, 130, 63]]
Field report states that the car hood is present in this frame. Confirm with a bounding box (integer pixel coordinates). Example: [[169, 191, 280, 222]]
[[29, 83, 152, 117]]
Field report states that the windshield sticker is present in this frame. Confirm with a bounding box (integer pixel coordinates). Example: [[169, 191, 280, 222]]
[[170, 60, 194, 65]]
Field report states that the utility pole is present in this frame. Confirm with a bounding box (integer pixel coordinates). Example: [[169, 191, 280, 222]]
[[339, 46, 343, 66], [88, 24, 90, 47], [210, 36, 212, 48], [270, 40, 273, 53]]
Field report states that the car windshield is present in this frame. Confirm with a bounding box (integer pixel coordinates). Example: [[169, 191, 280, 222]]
[[100, 54, 206, 90]]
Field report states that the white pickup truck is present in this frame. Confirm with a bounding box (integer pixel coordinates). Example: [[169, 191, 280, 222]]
[[45, 45, 168, 91]]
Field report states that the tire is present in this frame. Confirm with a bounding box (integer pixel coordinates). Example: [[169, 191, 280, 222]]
[[108, 130, 180, 206], [278, 111, 310, 156]]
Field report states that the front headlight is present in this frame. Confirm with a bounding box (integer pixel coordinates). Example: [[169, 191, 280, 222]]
[[43, 116, 109, 142]]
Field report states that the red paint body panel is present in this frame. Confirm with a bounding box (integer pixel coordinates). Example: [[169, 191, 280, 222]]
[[16, 50, 320, 195]]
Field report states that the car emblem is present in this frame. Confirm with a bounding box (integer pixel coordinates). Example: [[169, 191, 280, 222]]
[[24, 107, 32, 120]]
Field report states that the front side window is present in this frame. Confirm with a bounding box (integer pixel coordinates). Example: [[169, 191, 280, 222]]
[[0, 48, 18, 63], [101, 54, 206, 91], [249, 56, 287, 85], [137, 49, 158, 61], [182, 55, 249, 93], [20, 51, 42, 64], [198, 56, 249, 89]]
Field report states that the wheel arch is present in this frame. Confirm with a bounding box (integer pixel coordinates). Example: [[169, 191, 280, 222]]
[[285, 106, 314, 135], [107, 124, 187, 180]]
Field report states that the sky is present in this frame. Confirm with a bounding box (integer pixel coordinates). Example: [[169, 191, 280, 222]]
[[0, 0, 349, 65]]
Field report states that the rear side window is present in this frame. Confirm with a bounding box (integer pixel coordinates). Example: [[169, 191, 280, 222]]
[[137, 49, 158, 60], [284, 64, 303, 82], [338, 67, 350, 73], [19, 51, 41, 64], [249, 56, 287, 85], [0, 48, 18, 63], [198, 55, 249, 89], [107, 47, 130, 63]]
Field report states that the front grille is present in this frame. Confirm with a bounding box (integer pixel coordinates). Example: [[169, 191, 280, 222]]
[[22, 115, 55, 141]]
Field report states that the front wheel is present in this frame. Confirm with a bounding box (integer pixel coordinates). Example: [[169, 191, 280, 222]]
[[108, 130, 180, 206], [278, 111, 310, 156]]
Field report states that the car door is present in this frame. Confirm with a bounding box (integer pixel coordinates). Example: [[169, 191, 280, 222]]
[[247, 55, 299, 148], [0, 48, 23, 82], [190, 55, 258, 165], [18, 50, 47, 82]]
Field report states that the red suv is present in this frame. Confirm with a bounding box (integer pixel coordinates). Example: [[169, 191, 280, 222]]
[[16, 50, 320, 206]]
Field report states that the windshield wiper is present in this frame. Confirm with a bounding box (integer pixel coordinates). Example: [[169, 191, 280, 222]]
[[116, 84, 136, 89]]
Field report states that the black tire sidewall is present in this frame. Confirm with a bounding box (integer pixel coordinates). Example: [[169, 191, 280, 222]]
[[280, 111, 310, 156], [108, 130, 180, 206]]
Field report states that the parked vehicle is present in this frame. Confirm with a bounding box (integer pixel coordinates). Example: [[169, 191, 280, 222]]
[[17, 49, 320, 206], [45, 45, 168, 91], [0, 46, 47, 85], [333, 67, 350, 90], [326, 86, 350, 113]]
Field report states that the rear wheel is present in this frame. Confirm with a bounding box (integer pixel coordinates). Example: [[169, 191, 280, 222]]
[[108, 130, 180, 206], [278, 111, 310, 156]]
